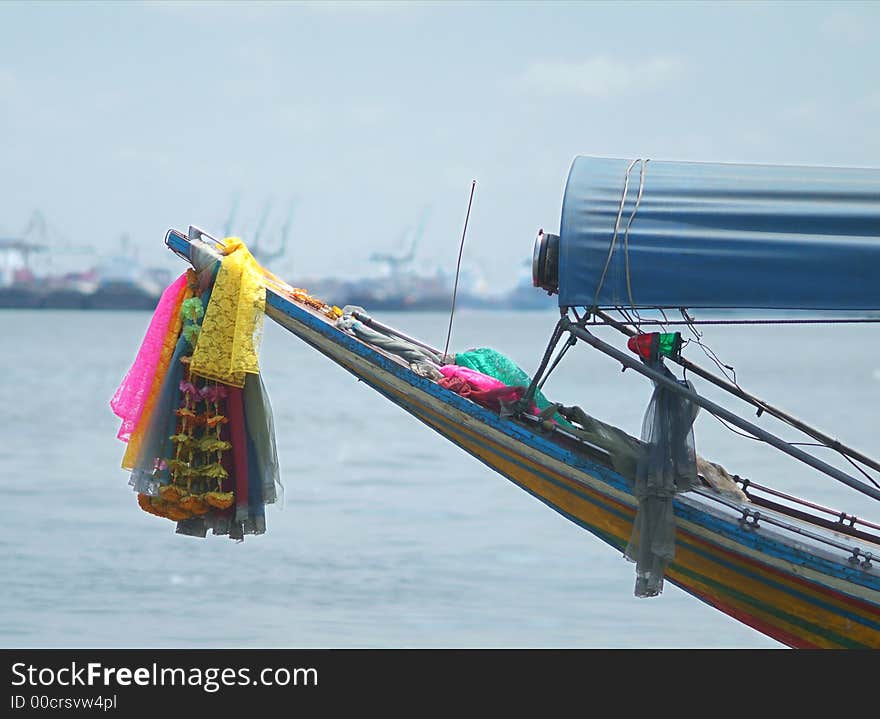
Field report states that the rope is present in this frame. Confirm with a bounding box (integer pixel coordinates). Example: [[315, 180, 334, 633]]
[[622, 158, 649, 317], [591, 158, 649, 313], [336, 308, 443, 370], [591, 159, 637, 310]]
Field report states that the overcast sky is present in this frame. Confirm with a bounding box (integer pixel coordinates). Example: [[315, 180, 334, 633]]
[[1, 0, 878, 290]]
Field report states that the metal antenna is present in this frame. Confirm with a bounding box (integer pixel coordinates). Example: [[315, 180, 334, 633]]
[[443, 180, 477, 362]]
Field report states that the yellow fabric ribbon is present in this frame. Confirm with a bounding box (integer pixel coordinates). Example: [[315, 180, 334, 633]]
[[189, 237, 266, 388]]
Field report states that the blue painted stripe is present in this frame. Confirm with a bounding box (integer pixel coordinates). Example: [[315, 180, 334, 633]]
[[675, 497, 880, 591]]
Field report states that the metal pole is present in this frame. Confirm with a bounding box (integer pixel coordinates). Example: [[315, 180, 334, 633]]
[[443, 180, 477, 360], [593, 309, 880, 475], [563, 318, 880, 503]]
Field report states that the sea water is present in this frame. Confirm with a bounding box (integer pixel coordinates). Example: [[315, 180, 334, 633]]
[[2, 308, 878, 649]]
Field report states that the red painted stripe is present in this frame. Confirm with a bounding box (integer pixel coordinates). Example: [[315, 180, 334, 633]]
[[684, 586, 820, 649]]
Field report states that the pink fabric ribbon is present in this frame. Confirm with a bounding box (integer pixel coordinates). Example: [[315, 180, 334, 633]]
[[110, 273, 189, 441]]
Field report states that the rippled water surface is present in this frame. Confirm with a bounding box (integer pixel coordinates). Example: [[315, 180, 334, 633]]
[[2, 308, 879, 648]]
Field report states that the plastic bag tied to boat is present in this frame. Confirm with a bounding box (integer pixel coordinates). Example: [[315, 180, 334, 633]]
[[110, 239, 281, 541], [625, 360, 700, 597]]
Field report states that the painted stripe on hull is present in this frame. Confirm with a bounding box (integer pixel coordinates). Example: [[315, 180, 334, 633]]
[[398, 388, 880, 648], [263, 295, 880, 648], [409, 388, 879, 647]]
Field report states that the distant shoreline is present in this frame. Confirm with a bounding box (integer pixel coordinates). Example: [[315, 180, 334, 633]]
[[0, 284, 160, 311]]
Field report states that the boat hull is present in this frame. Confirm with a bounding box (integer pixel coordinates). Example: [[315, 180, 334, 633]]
[[263, 293, 880, 649]]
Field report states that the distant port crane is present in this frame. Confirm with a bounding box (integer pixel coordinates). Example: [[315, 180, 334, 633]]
[[369, 206, 431, 278]]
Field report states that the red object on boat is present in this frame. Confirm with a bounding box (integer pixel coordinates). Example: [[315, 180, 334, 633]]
[[627, 333, 655, 361]]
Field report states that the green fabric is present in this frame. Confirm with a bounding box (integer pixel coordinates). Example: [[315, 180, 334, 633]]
[[454, 347, 573, 427], [454, 348, 650, 478]]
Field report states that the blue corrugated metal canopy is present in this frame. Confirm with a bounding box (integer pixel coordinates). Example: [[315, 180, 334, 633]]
[[556, 156, 880, 311]]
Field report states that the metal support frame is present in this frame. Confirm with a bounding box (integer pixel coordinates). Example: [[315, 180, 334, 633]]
[[593, 309, 880, 475], [561, 317, 880, 503]]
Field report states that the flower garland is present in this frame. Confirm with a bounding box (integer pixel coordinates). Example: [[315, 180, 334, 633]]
[[134, 284, 235, 521]]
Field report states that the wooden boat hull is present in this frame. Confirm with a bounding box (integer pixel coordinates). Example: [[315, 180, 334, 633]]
[[168, 230, 880, 648], [266, 296, 880, 649]]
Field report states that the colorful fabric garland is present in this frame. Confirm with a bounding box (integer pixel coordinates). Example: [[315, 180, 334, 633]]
[[111, 240, 280, 541]]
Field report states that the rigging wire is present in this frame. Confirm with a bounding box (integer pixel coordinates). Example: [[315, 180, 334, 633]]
[[704, 398, 880, 489], [622, 158, 649, 323], [591, 158, 645, 312], [564, 319, 880, 502], [788, 442, 880, 489], [657, 306, 671, 333], [585, 305, 880, 483], [681, 308, 740, 387], [679, 309, 878, 487], [618, 306, 640, 328]]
